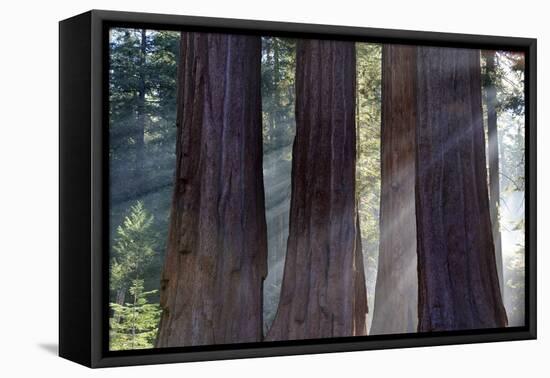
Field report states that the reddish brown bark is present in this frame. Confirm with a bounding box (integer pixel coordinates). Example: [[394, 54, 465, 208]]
[[156, 32, 267, 347], [415, 47, 508, 331], [371, 45, 418, 335], [266, 39, 367, 341]]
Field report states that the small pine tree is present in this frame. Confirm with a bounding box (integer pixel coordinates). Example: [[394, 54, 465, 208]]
[[109, 201, 159, 350], [110, 279, 161, 350], [111, 201, 156, 302]]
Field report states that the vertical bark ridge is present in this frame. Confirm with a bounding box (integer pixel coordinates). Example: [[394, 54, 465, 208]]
[[156, 32, 267, 347], [266, 39, 367, 341], [415, 47, 508, 331], [371, 45, 418, 335]]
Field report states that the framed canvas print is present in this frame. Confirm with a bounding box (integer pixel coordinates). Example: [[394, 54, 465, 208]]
[[59, 10, 537, 368]]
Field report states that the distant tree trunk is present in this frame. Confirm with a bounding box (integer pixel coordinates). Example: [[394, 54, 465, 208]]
[[135, 29, 147, 185], [371, 45, 418, 335], [354, 214, 368, 335], [415, 47, 508, 331], [112, 286, 127, 323], [156, 32, 267, 347], [115, 287, 126, 306], [273, 38, 281, 125], [266, 39, 367, 341], [265, 38, 276, 137], [483, 50, 504, 297]]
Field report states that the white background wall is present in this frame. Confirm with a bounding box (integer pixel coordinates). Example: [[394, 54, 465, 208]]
[[0, 0, 546, 376]]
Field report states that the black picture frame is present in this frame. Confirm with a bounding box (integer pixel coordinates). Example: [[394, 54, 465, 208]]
[[59, 9, 537, 368]]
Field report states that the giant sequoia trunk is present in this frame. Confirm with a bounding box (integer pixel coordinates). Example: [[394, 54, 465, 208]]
[[483, 50, 504, 297], [156, 32, 267, 347], [371, 45, 418, 335], [266, 39, 367, 341], [415, 47, 508, 331]]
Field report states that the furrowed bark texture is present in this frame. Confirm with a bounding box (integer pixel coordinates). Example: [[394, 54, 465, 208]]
[[415, 47, 508, 331], [266, 39, 367, 341], [371, 45, 418, 335], [156, 32, 267, 347], [483, 50, 504, 297]]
